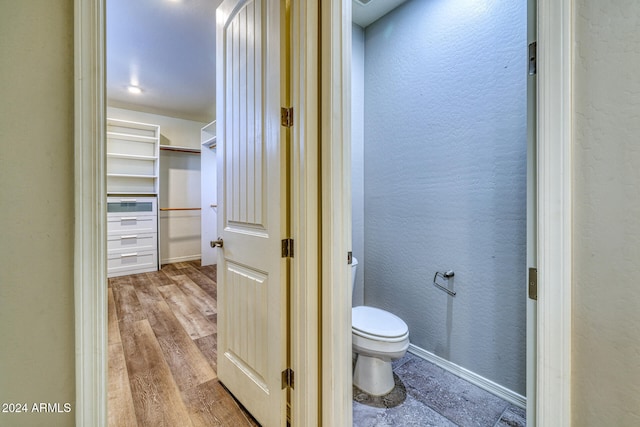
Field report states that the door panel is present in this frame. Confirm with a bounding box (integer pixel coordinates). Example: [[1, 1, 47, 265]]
[[526, 0, 537, 425], [216, 0, 285, 425]]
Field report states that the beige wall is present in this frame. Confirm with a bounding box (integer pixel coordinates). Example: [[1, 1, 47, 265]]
[[0, 1, 76, 426], [573, 0, 640, 425]]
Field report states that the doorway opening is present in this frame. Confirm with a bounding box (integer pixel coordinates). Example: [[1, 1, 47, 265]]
[[103, 0, 252, 425], [349, 0, 529, 425]]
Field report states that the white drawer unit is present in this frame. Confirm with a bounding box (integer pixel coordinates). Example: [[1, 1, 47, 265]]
[[107, 196, 159, 277]]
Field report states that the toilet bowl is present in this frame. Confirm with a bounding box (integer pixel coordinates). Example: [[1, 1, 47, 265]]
[[351, 258, 409, 396]]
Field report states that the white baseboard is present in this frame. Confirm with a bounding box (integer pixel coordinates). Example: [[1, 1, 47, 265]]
[[408, 344, 526, 409], [160, 254, 201, 265]]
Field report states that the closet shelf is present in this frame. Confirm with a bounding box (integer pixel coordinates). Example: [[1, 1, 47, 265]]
[[106, 131, 158, 143], [201, 136, 217, 149], [107, 152, 157, 160], [107, 173, 158, 179], [107, 191, 157, 196], [201, 120, 216, 149]]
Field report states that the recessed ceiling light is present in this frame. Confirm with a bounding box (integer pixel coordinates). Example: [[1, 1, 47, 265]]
[[127, 85, 142, 94]]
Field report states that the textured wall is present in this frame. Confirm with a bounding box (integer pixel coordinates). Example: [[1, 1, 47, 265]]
[[352, 24, 366, 305], [363, 0, 527, 394], [573, 0, 640, 424], [0, 1, 76, 425]]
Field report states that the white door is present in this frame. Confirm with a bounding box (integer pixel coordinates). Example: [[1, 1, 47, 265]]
[[526, 0, 537, 424], [216, 0, 286, 426]]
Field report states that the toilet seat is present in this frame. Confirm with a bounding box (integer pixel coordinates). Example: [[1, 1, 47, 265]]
[[352, 306, 409, 341]]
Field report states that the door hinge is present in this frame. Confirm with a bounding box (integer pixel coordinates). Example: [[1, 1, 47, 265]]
[[281, 368, 294, 389], [347, 251, 353, 264], [528, 267, 538, 300], [528, 41, 537, 76], [281, 107, 293, 127], [282, 238, 294, 258]]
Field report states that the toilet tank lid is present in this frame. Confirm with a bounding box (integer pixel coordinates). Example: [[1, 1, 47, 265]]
[[352, 306, 408, 338]]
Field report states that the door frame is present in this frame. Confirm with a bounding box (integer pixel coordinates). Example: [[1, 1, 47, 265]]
[[74, 0, 107, 425], [73, 0, 323, 425], [526, 0, 537, 425], [74, 0, 572, 426], [534, 0, 573, 424], [316, 0, 573, 426]]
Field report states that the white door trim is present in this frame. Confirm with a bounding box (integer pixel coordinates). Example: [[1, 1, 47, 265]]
[[526, 0, 538, 425], [290, 0, 321, 424], [318, 0, 353, 426], [74, 0, 107, 426], [536, 0, 573, 424]]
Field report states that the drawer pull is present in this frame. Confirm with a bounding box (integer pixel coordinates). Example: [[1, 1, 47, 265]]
[[121, 253, 138, 258], [120, 235, 138, 239], [120, 217, 137, 221]]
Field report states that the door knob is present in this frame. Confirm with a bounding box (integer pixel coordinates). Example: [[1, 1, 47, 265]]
[[210, 238, 224, 248]]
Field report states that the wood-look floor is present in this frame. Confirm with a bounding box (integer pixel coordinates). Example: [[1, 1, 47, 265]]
[[108, 261, 260, 427]]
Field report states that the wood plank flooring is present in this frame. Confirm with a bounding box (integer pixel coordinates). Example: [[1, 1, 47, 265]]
[[108, 261, 260, 427]]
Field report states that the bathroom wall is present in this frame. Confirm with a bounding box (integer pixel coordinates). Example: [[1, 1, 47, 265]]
[[107, 107, 204, 264], [572, 0, 640, 423], [351, 23, 366, 305], [362, 0, 527, 394], [0, 1, 76, 425]]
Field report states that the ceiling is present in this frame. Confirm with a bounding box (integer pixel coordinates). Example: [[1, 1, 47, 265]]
[[351, 0, 408, 27], [106, 0, 407, 123]]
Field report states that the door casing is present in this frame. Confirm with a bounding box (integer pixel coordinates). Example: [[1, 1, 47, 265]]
[[73, 0, 573, 425]]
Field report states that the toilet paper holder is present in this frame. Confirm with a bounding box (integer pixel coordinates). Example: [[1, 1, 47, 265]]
[[433, 271, 456, 296]]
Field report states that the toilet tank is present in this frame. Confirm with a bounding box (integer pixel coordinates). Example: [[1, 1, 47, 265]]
[[351, 256, 358, 291]]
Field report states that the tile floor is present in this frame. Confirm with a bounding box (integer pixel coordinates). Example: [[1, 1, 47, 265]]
[[353, 353, 526, 427]]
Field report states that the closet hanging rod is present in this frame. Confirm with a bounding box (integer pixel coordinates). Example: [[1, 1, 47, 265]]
[[159, 146, 201, 154], [159, 207, 202, 211]]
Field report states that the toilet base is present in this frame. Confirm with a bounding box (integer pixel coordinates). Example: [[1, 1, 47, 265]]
[[353, 354, 395, 396]]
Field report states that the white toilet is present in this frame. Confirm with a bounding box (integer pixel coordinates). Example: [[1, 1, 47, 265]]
[[351, 257, 409, 396]]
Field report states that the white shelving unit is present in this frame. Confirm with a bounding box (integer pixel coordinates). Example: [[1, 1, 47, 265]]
[[106, 118, 160, 276], [107, 119, 160, 195], [201, 120, 217, 266]]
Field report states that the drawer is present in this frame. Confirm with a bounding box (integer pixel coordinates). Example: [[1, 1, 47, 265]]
[[107, 250, 158, 277], [107, 232, 157, 254], [107, 197, 157, 216], [107, 215, 157, 234]]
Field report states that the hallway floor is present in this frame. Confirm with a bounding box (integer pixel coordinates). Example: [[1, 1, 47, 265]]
[[109, 261, 524, 426], [108, 261, 258, 427], [353, 353, 526, 427]]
